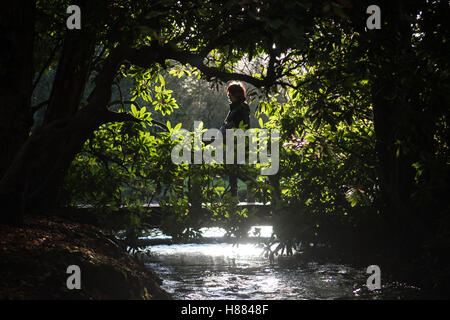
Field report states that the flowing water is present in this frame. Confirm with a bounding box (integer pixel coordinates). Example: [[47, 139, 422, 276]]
[[141, 227, 422, 300]]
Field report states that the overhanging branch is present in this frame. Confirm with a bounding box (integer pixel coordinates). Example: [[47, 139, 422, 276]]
[[31, 100, 49, 114], [104, 110, 142, 124], [125, 44, 270, 88], [107, 100, 169, 132]]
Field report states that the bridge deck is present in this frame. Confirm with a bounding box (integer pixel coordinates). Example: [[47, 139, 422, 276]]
[[75, 202, 274, 227]]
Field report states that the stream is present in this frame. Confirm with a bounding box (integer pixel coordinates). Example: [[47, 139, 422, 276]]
[[140, 227, 422, 300]]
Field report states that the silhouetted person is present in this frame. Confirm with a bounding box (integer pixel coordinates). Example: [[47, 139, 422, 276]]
[[220, 82, 250, 198]]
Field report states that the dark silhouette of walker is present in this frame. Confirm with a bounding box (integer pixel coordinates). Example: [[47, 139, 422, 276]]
[[220, 82, 250, 199], [201, 81, 253, 200]]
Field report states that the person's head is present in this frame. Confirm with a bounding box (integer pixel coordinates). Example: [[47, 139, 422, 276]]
[[226, 81, 246, 103]]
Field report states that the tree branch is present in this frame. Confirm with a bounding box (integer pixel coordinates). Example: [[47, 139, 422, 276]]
[[125, 43, 270, 88], [104, 110, 142, 124], [31, 39, 62, 95], [107, 100, 169, 131], [30, 100, 49, 114]]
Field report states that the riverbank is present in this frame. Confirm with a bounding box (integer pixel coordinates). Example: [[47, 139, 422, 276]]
[[0, 216, 171, 299]]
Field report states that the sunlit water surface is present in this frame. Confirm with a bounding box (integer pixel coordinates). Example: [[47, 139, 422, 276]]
[[142, 227, 421, 300]]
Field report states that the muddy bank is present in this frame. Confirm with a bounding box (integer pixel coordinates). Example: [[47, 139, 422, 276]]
[[0, 216, 171, 299]]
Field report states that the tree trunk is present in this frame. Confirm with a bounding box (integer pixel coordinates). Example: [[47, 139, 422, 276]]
[[367, 1, 434, 253], [0, 1, 35, 178], [44, 30, 95, 124], [0, 47, 126, 225], [0, 109, 101, 225]]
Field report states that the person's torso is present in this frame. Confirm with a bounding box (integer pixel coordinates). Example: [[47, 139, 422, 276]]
[[227, 102, 250, 129]]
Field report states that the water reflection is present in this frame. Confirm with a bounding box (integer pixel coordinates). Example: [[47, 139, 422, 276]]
[[144, 242, 421, 300], [140, 226, 274, 240]]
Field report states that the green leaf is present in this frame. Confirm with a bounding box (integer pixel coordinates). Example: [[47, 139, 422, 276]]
[[159, 74, 165, 86], [131, 104, 138, 115], [304, 134, 315, 142], [258, 117, 264, 128]]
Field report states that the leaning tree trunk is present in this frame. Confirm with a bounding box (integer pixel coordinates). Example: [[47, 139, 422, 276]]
[[0, 20, 95, 225], [0, 109, 104, 225], [44, 29, 95, 125], [0, 1, 35, 178], [0, 46, 129, 225]]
